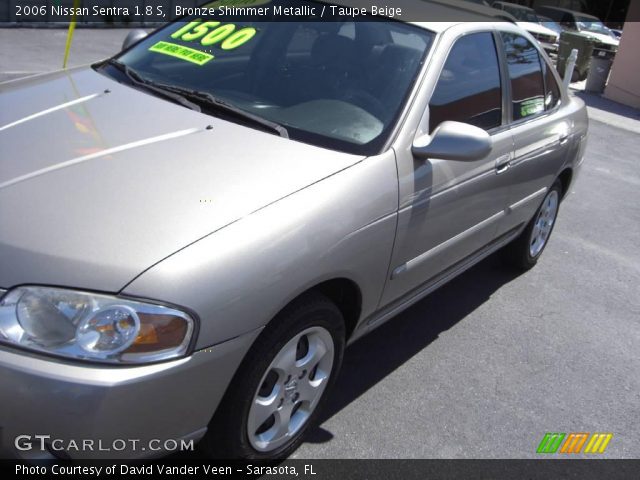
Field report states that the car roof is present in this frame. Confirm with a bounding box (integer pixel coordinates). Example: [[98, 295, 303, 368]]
[[494, 1, 535, 12], [535, 6, 599, 20], [332, 0, 517, 31]]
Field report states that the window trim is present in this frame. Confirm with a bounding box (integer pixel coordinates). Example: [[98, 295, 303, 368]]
[[496, 28, 564, 128], [541, 53, 563, 114], [492, 29, 512, 134], [498, 30, 547, 125]]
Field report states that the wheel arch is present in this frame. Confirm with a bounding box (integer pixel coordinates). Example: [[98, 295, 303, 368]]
[[257, 277, 363, 343], [557, 168, 573, 200], [312, 278, 362, 340]]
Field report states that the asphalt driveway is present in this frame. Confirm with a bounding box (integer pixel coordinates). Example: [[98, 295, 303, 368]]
[[1, 27, 639, 460]]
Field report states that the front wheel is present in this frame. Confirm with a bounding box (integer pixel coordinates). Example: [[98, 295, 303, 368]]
[[201, 293, 345, 459], [504, 180, 562, 270]]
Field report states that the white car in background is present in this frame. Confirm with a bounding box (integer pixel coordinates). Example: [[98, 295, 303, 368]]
[[574, 20, 619, 50], [517, 20, 560, 54], [492, 1, 560, 53], [535, 6, 619, 57]]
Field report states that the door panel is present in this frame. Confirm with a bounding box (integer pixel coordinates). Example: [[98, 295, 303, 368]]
[[382, 130, 513, 305], [381, 31, 514, 306], [499, 112, 572, 233], [495, 31, 573, 235]]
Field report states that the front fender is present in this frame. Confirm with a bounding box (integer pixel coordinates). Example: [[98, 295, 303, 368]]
[[122, 150, 399, 349]]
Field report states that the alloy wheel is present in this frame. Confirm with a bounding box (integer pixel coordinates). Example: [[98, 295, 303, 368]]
[[247, 326, 335, 452], [529, 190, 559, 258]]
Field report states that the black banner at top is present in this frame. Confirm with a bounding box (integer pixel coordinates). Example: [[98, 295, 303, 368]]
[[1, 0, 636, 25]]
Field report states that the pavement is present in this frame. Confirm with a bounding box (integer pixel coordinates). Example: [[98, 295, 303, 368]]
[[0, 27, 131, 82], [1, 28, 639, 459]]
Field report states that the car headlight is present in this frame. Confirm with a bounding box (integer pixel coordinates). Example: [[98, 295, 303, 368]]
[[0, 286, 195, 364]]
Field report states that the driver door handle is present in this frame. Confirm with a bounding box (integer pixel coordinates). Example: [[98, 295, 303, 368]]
[[495, 154, 511, 174]]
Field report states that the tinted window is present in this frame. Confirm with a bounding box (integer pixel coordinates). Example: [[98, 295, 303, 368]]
[[561, 13, 576, 28], [543, 59, 562, 110], [429, 32, 502, 132], [541, 9, 559, 21], [501, 32, 546, 121]]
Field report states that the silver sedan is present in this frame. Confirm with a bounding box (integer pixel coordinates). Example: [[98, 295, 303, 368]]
[[0, 1, 587, 460]]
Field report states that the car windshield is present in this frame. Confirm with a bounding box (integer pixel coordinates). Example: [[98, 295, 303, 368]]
[[101, 1, 434, 155], [503, 5, 539, 23], [575, 17, 609, 34], [541, 20, 562, 34]]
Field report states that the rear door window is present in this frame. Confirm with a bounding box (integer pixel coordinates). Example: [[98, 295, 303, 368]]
[[501, 32, 546, 121]]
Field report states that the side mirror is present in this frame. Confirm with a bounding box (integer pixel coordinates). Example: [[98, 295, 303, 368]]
[[122, 29, 148, 51], [412, 121, 493, 162]]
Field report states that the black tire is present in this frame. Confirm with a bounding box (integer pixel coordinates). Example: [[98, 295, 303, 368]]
[[200, 292, 345, 459], [578, 69, 588, 82], [504, 180, 563, 271], [571, 68, 581, 83]]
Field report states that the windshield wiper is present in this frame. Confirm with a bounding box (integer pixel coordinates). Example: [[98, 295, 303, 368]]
[[101, 59, 288, 138], [149, 84, 289, 139], [102, 59, 201, 113]]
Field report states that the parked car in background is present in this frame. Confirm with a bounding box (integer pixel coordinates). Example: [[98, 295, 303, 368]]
[[531, 0, 587, 11], [0, 0, 588, 461], [538, 15, 564, 37], [610, 29, 622, 39], [535, 6, 619, 55], [455, 0, 517, 21], [492, 1, 560, 53], [461, 0, 492, 6]]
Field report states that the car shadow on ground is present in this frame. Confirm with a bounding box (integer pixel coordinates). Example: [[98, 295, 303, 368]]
[[573, 90, 640, 120], [174, 252, 522, 458], [304, 252, 521, 445]]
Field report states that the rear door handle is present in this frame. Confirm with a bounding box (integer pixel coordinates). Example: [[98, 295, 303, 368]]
[[495, 154, 511, 174], [559, 134, 570, 145]]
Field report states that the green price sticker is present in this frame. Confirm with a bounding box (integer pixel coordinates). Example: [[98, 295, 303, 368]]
[[151, 21, 258, 65], [149, 41, 214, 65], [171, 21, 258, 50], [520, 98, 544, 118]]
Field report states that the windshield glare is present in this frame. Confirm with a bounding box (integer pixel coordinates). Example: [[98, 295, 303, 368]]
[[541, 21, 562, 34], [112, 3, 434, 155], [575, 18, 609, 34]]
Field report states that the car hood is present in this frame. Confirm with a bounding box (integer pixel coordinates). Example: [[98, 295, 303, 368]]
[[518, 22, 559, 39], [580, 31, 619, 47], [0, 67, 363, 291]]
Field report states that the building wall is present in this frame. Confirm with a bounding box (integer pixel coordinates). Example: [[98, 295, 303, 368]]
[[604, 0, 640, 108]]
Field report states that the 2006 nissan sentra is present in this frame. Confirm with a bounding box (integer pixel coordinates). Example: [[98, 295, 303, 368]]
[[0, 0, 587, 460]]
